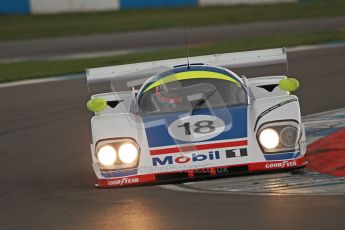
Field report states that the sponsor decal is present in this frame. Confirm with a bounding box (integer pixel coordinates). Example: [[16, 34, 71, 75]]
[[226, 148, 248, 158], [152, 148, 247, 166], [265, 160, 297, 169], [153, 151, 220, 166], [98, 174, 156, 187], [107, 177, 139, 186]]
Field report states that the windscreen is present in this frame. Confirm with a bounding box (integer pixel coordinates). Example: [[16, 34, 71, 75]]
[[138, 77, 248, 115]]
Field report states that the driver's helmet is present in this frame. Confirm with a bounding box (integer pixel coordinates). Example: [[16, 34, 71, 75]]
[[155, 83, 183, 104]]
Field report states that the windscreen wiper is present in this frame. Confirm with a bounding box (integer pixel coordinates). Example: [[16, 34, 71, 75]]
[[191, 89, 217, 113]]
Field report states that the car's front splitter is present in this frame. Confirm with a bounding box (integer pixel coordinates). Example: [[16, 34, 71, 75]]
[[96, 156, 306, 188]]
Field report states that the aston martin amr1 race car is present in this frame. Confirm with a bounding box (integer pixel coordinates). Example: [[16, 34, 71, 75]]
[[86, 48, 307, 188]]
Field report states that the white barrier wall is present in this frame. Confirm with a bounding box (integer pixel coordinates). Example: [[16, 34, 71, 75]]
[[30, 0, 119, 14], [199, 0, 297, 6], [1, 0, 299, 15]]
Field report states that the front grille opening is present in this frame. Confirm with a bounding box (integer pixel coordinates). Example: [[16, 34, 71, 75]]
[[156, 172, 189, 181], [193, 169, 212, 177], [215, 165, 249, 175]]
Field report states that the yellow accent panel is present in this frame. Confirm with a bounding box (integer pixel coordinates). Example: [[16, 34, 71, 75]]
[[279, 78, 300, 92], [87, 98, 107, 112], [144, 71, 240, 93]]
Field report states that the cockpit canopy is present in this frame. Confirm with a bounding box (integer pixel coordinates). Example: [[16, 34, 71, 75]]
[[137, 65, 248, 115]]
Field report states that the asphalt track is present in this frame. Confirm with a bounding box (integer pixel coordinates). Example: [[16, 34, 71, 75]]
[[1, 16, 345, 61], [1, 46, 345, 230]]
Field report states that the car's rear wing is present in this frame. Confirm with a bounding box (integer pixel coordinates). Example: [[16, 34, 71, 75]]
[[86, 48, 287, 86]]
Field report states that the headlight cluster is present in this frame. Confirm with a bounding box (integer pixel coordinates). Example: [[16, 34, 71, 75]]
[[257, 121, 300, 153], [96, 139, 140, 170], [97, 145, 117, 166]]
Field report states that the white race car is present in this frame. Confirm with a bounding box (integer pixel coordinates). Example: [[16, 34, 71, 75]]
[[86, 48, 307, 188]]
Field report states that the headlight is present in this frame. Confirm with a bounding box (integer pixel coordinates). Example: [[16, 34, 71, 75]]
[[95, 138, 140, 170], [97, 145, 117, 166], [258, 128, 280, 150], [280, 126, 298, 147], [118, 143, 139, 164], [257, 121, 300, 153]]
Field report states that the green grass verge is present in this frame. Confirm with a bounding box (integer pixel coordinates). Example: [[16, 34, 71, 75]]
[[0, 0, 345, 41], [1, 30, 344, 83]]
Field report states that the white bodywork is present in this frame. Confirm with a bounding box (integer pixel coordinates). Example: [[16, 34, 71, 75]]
[[86, 48, 307, 187]]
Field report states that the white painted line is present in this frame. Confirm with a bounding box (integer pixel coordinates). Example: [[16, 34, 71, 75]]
[[0, 45, 182, 64], [2, 42, 343, 64], [159, 184, 203, 193], [1, 42, 345, 88], [303, 107, 345, 118], [159, 170, 345, 196], [0, 74, 84, 89], [0, 50, 135, 64], [287, 42, 345, 53]]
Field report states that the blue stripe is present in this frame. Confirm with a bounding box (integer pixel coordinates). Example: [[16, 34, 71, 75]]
[[120, 0, 198, 9], [264, 152, 301, 161], [0, 0, 30, 14], [305, 127, 341, 138], [101, 168, 138, 178], [143, 106, 247, 148]]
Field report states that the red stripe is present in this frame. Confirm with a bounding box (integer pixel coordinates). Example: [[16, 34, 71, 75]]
[[97, 157, 306, 188], [150, 140, 248, 155], [97, 174, 156, 188], [249, 156, 306, 171]]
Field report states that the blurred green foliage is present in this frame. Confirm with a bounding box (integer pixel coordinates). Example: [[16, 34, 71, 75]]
[[0, 30, 343, 83], [0, 0, 345, 41]]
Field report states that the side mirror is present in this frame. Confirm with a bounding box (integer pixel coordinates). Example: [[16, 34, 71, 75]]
[[87, 98, 107, 112], [279, 78, 300, 92]]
